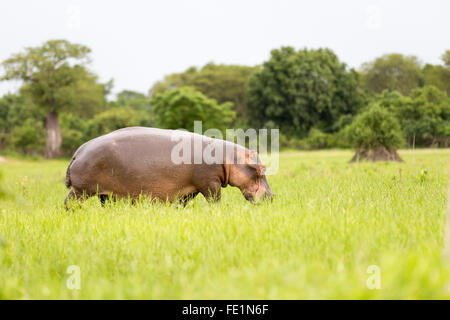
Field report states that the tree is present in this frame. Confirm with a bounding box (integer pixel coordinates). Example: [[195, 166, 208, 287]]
[[86, 107, 143, 140], [10, 118, 46, 154], [108, 90, 152, 112], [59, 113, 89, 155], [107, 90, 154, 127], [151, 86, 235, 132], [345, 104, 404, 162], [423, 50, 450, 95], [0, 93, 46, 151], [383, 86, 450, 147], [150, 63, 258, 124], [441, 50, 450, 68], [360, 53, 423, 95], [245, 47, 364, 136], [1, 40, 105, 158]]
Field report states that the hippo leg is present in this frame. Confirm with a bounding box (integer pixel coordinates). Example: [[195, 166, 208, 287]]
[[179, 192, 199, 207], [200, 183, 221, 203], [64, 188, 84, 210], [98, 194, 115, 206]]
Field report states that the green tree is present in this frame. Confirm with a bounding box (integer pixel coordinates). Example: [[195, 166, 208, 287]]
[[10, 118, 46, 154], [345, 104, 404, 162], [59, 90, 156, 155], [441, 50, 450, 68], [150, 63, 258, 124], [0, 93, 46, 151], [423, 50, 450, 95], [151, 86, 235, 132], [245, 47, 364, 136], [361, 53, 423, 95], [1, 40, 105, 158], [59, 113, 89, 155], [109, 90, 152, 112], [108, 90, 154, 126], [384, 86, 450, 147], [86, 107, 143, 140]]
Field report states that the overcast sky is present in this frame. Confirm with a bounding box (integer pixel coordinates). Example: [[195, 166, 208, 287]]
[[0, 0, 448, 98]]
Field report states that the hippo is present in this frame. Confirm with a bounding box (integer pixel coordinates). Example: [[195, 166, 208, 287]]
[[64, 127, 273, 207]]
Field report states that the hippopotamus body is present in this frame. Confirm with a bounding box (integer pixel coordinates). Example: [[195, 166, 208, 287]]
[[65, 127, 273, 206]]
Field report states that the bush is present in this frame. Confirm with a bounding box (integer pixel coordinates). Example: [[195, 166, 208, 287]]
[[60, 113, 89, 155], [345, 104, 404, 162], [60, 106, 154, 155], [245, 47, 364, 134], [279, 134, 306, 150], [305, 129, 330, 149], [345, 104, 404, 150], [10, 119, 45, 154], [0, 93, 45, 151], [279, 128, 353, 150], [376, 87, 450, 147], [86, 107, 143, 140], [151, 86, 235, 133]]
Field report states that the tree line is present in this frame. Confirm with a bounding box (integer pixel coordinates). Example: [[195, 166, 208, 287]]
[[0, 40, 449, 158]]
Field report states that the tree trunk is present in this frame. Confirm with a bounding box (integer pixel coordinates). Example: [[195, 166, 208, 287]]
[[45, 111, 62, 159]]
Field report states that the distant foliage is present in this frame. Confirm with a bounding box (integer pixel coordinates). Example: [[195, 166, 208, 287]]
[[1, 40, 106, 158], [302, 129, 332, 150], [0, 93, 46, 153], [10, 118, 46, 154], [245, 47, 364, 136], [377, 86, 450, 147], [1, 41, 449, 155], [151, 86, 235, 132], [58, 90, 155, 155], [361, 53, 424, 95], [423, 50, 450, 95], [108, 90, 153, 114], [86, 107, 143, 140], [423, 65, 450, 96], [150, 63, 257, 125], [345, 104, 404, 150], [59, 113, 89, 155]]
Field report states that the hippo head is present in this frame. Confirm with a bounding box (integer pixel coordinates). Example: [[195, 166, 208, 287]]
[[227, 149, 274, 202]]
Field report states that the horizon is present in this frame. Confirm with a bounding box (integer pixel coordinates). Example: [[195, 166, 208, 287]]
[[1, 0, 449, 98]]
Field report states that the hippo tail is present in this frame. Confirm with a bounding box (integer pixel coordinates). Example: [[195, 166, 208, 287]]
[[65, 157, 75, 188]]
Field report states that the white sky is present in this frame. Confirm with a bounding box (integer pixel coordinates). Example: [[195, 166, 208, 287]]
[[0, 0, 448, 98]]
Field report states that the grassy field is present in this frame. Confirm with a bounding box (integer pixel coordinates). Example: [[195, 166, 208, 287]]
[[0, 149, 449, 299]]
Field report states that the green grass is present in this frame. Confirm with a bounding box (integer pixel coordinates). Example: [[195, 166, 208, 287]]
[[0, 149, 449, 299]]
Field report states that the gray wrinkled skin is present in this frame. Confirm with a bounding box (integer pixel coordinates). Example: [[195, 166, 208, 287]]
[[65, 127, 273, 207]]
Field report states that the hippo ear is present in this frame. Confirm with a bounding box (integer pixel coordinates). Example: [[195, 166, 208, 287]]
[[251, 163, 266, 177], [256, 164, 266, 177], [245, 151, 265, 176]]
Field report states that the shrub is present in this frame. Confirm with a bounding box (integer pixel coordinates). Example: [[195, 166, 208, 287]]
[[345, 104, 404, 161], [86, 107, 142, 140], [346, 104, 404, 150], [151, 86, 235, 133], [60, 113, 89, 155], [376, 87, 450, 147], [10, 119, 45, 154]]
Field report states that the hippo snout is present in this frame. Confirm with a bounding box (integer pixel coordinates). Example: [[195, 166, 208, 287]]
[[249, 190, 273, 202], [244, 182, 274, 203], [261, 176, 274, 201], [265, 190, 274, 201]]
